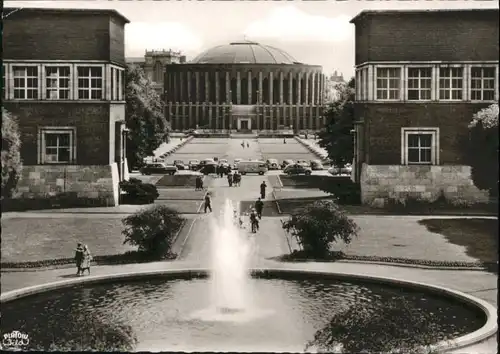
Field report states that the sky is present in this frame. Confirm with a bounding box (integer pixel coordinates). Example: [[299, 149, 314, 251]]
[[4, 0, 498, 78]]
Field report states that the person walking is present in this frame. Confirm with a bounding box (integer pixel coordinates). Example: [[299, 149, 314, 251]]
[[249, 208, 259, 233], [260, 181, 267, 199], [219, 165, 224, 178], [233, 171, 240, 187], [227, 172, 233, 187], [241, 141, 245, 148], [255, 197, 264, 219], [195, 175, 201, 191], [81, 245, 93, 275], [74, 243, 85, 276], [215, 165, 220, 178], [246, 142, 249, 148], [204, 192, 213, 213]]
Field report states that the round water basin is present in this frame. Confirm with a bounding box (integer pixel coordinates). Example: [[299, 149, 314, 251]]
[[0, 271, 487, 352]]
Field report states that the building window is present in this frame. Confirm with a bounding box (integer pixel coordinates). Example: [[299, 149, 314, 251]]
[[46, 66, 71, 100], [401, 128, 439, 165], [359, 70, 365, 100], [376, 68, 401, 100], [40, 128, 76, 164], [13, 66, 39, 99], [111, 68, 116, 101], [120, 70, 125, 100], [77, 66, 103, 99], [439, 67, 463, 100], [363, 68, 368, 101], [407, 68, 432, 101], [471, 67, 496, 101], [154, 61, 163, 83]]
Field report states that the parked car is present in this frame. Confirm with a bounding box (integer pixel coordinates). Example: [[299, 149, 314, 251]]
[[188, 159, 200, 170], [266, 158, 280, 170], [173, 160, 186, 170], [281, 159, 294, 169], [296, 160, 310, 167], [140, 163, 177, 175], [199, 163, 218, 175], [310, 160, 324, 170], [283, 163, 312, 176], [199, 158, 216, 169], [328, 164, 352, 176], [238, 160, 268, 175], [219, 159, 228, 165]]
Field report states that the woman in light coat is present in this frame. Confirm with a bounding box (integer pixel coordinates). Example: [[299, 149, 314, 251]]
[[80, 245, 93, 275]]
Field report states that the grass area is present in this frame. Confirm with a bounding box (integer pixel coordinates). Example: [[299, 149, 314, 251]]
[[1, 217, 133, 263], [157, 189, 206, 200], [279, 175, 351, 188], [418, 218, 498, 265], [153, 200, 202, 213], [240, 200, 281, 216]]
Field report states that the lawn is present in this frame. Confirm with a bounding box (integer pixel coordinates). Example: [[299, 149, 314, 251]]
[[418, 218, 499, 264], [154, 200, 202, 213], [1, 217, 134, 263]]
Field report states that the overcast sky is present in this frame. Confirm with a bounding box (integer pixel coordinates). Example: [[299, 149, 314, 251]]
[[5, 0, 498, 78]]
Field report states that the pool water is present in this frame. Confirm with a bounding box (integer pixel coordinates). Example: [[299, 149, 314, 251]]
[[1, 277, 485, 352]]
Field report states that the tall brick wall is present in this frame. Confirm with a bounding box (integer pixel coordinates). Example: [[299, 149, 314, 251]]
[[13, 164, 120, 206], [4, 103, 111, 166], [353, 11, 499, 64], [360, 164, 490, 206], [355, 103, 492, 165], [3, 13, 111, 61], [109, 17, 126, 65]]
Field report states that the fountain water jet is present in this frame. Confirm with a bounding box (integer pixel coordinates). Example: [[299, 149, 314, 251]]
[[209, 199, 254, 314]]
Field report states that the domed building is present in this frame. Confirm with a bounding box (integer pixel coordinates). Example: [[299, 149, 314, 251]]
[[164, 40, 326, 132]]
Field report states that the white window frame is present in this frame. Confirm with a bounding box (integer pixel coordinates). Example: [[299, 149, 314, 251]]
[[470, 66, 497, 102], [362, 67, 369, 101], [12, 64, 40, 100], [375, 66, 402, 101], [75, 64, 105, 100], [356, 70, 361, 101], [43, 64, 72, 100], [406, 66, 433, 101], [438, 65, 464, 101], [38, 127, 77, 165], [401, 127, 439, 165], [119, 69, 124, 101], [110, 65, 125, 101]]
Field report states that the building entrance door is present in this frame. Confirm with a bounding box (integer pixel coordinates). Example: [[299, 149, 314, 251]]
[[237, 117, 252, 131]]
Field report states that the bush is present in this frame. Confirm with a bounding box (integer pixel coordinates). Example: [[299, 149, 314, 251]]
[[305, 297, 446, 353], [1, 110, 22, 199], [122, 205, 185, 259], [119, 178, 159, 204], [281, 200, 359, 258]]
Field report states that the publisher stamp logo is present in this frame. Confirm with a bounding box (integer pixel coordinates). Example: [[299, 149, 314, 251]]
[[1, 331, 30, 351]]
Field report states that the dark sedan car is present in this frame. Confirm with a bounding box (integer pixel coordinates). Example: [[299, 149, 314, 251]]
[[140, 163, 177, 175], [283, 163, 312, 176], [281, 159, 294, 169], [199, 163, 218, 175], [310, 160, 324, 170]]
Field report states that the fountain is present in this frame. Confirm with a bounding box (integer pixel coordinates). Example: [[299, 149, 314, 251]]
[[0, 203, 494, 352]]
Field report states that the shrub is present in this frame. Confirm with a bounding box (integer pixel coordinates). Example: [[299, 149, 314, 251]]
[[122, 205, 185, 259], [305, 297, 446, 353], [119, 178, 159, 204], [281, 200, 359, 258], [1, 110, 22, 199]]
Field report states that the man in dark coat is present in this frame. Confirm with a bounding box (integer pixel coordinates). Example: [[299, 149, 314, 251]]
[[260, 181, 267, 199], [255, 197, 264, 219]]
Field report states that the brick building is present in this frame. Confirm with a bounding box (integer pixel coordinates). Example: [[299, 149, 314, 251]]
[[350, 9, 499, 205], [3, 7, 130, 206], [164, 40, 326, 132], [126, 49, 186, 97]]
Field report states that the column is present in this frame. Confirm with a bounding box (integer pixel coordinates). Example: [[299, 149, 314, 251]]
[[236, 71, 241, 104], [258, 71, 263, 103], [181, 103, 187, 130], [186, 71, 191, 103], [269, 72, 274, 104], [288, 72, 293, 104], [174, 103, 180, 131], [225, 72, 231, 129], [295, 104, 300, 132], [215, 71, 220, 103], [304, 72, 309, 105], [220, 104, 225, 130], [208, 103, 213, 129], [195, 103, 200, 128], [188, 104, 193, 129], [309, 105, 313, 131], [279, 72, 284, 104], [311, 72, 316, 106], [204, 72, 209, 102], [195, 72, 200, 103], [247, 71, 252, 105], [367, 65, 374, 101], [179, 72, 184, 103], [296, 72, 302, 104]]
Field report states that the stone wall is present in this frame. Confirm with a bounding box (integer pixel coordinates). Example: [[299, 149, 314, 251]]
[[12, 164, 120, 206], [360, 163, 490, 207]]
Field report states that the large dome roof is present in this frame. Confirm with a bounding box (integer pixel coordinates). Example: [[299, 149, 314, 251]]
[[191, 40, 299, 64]]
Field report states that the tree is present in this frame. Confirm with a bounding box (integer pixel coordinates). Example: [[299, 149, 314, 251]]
[[125, 64, 170, 168], [281, 200, 359, 258], [464, 103, 498, 197], [317, 77, 355, 167], [1, 110, 22, 199]]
